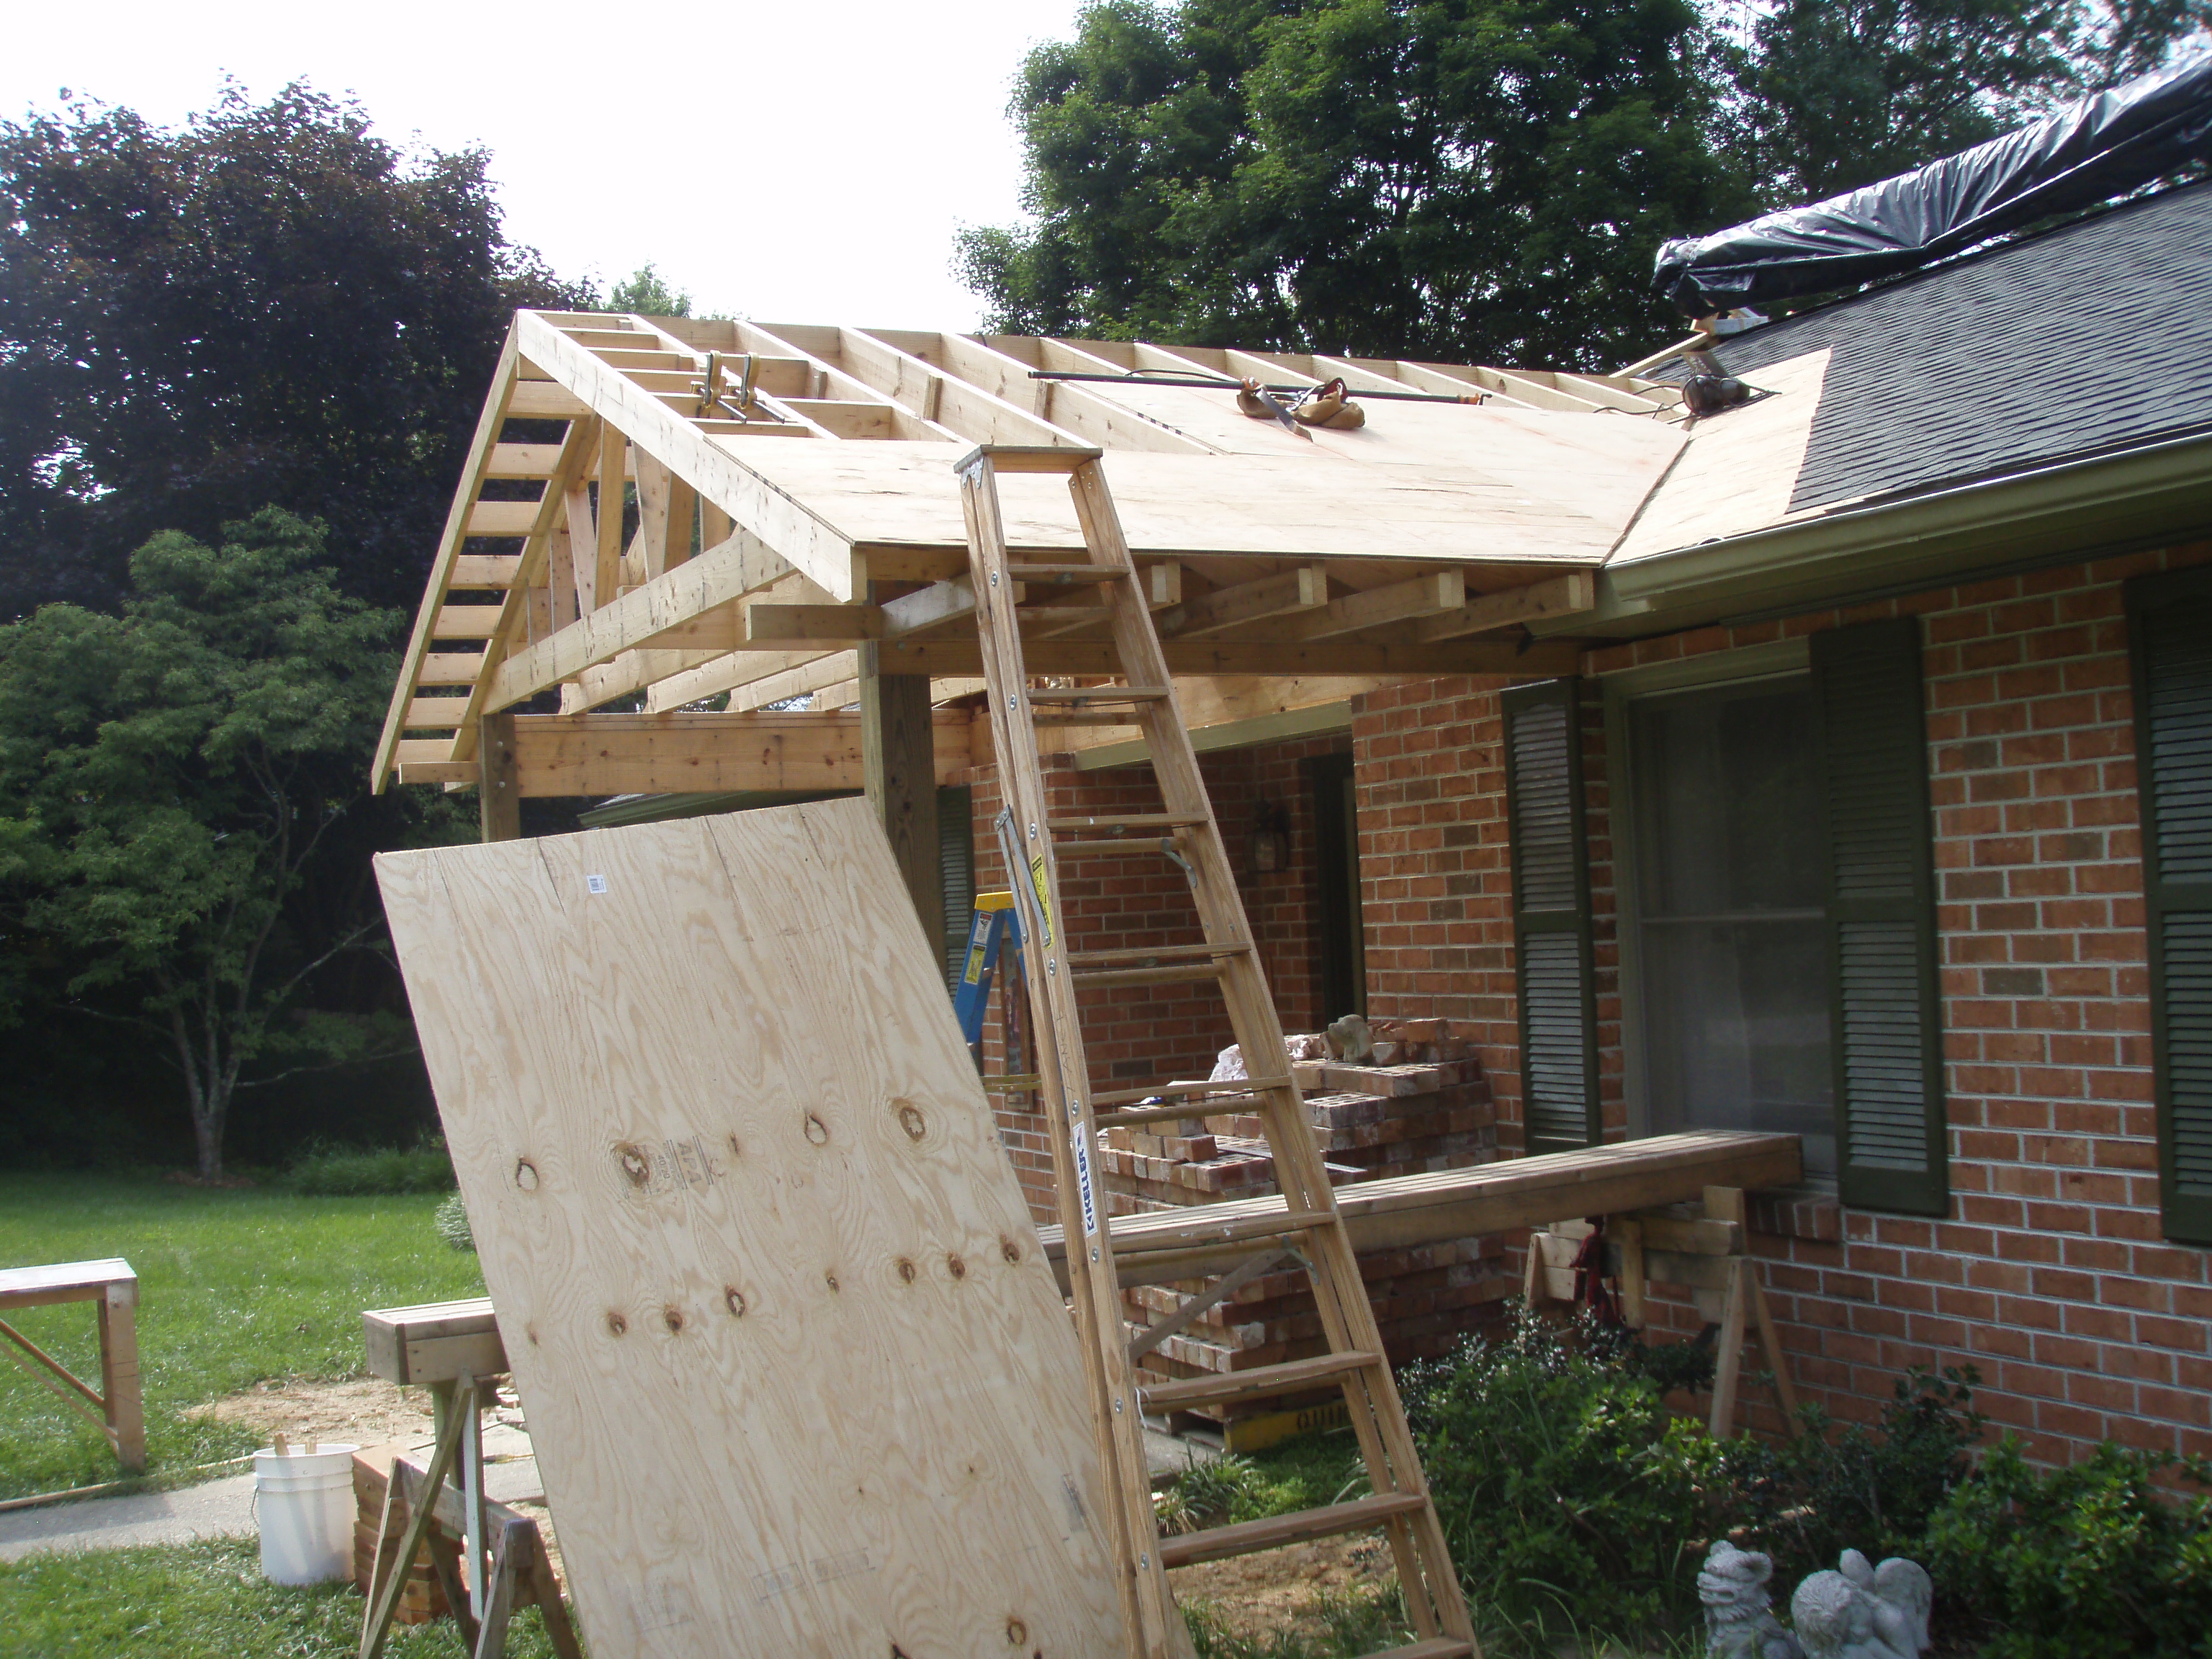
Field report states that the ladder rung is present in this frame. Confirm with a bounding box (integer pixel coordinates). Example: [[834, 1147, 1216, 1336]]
[[1138, 1349, 1380, 1413], [1048, 814, 1208, 832], [1094, 1102, 1233, 1129], [1069, 943, 1247, 967], [1030, 710, 1150, 727], [1113, 1207, 1336, 1256], [1089, 1076, 1298, 1109], [958, 443, 1103, 475], [1053, 837, 1179, 856], [1002, 562, 1130, 584], [1158, 1491, 1431, 1570], [1027, 687, 1172, 703], [1073, 962, 1226, 990]]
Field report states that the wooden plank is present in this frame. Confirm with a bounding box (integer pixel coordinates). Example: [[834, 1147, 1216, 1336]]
[[505, 709, 969, 796], [487, 525, 804, 713], [373, 800, 1127, 1659], [450, 555, 523, 589], [1237, 570, 1465, 644], [372, 326, 522, 792], [1156, 566, 1326, 638], [1411, 572, 1596, 642], [1038, 1132, 1802, 1290], [859, 636, 1583, 679], [861, 648, 943, 959], [478, 710, 520, 842], [467, 500, 541, 539], [516, 314, 860, 601], [0, 1260, 135, 1308], [1159, 1493, 1429, 1570]]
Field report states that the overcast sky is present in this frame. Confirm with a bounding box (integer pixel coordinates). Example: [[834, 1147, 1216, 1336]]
[[1, 0, 1087, 328]]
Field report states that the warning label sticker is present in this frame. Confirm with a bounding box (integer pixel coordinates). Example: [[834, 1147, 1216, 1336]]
[[1071, 1125, 1098, 1236], [1028, 856, 1055, 948]]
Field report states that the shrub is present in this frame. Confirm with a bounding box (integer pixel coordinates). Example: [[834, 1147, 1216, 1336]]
[[1401, 1313, 1721, 1637], [285, 1136, 454, 1195], [1925, 1437, 2212, 1658], [1720, 1363, 1985, 1586], [433, 1192, 475, 1251]]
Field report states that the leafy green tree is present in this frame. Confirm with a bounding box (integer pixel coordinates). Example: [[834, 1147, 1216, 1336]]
[[604, 261, 693, 317], [0, 83, 588, 618], [0, 509, 426, 1178], [1729, 0, 2090, 201], [961, 1, 2211, 361], [958, 0, 1758, 369]]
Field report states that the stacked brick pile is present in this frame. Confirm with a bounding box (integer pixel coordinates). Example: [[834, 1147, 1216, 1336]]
[[1097, 1017, 1518, 1435], [351, 1442, 452, 1623]]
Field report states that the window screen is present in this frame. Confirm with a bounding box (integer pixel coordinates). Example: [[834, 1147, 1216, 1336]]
[[1628, 675, 1837, 1179]]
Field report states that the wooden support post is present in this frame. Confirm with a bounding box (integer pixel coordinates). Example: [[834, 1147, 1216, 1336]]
[[858, 634, 941, 963], [96, 1285, 144, 1473], [477, 711, 520, 843]]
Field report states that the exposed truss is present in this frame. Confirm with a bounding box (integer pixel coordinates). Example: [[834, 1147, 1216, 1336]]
[[377, 313, 1686, 796]]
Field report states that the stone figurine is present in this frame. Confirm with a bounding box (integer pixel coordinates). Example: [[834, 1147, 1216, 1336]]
[[1699, 1540, 1802, 1659], [1791, 1552, 1932, 1659]]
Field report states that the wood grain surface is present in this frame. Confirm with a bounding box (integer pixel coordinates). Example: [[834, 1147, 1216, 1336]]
[[375, 799, 1124, 1659]]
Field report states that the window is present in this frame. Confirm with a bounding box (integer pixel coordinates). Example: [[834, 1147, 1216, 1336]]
[[1563, 619, 1947, 1213], [1625, 675, 1837, 1179], [2127, 565, 2212, 1244]]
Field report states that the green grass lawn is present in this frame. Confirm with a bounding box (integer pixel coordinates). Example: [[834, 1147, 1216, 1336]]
[[0, 1537, 562, 1658], [0, 1173, 484, 1501]]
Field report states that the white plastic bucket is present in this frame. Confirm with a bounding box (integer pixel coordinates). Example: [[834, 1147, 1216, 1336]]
[[253, 1443, 359, 1585]]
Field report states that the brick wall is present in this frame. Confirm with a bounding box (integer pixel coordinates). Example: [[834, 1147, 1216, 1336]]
[[1578, 541, 2212, 1464], [953, 733, 1349, 1220]]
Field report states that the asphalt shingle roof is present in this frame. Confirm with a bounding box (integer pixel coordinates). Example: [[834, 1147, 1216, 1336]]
[[1663, 179, 2212, 514]]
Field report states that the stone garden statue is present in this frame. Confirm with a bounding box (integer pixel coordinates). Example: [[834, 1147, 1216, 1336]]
[[1791, 1551, 1933, 1659], [1699, 1540, 1802, 1659]]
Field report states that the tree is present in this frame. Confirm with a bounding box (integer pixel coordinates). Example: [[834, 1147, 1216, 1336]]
[[605, 261, 693, 317], [958, 0, 1759, 369], [0, 83, 589, 619], [959, 1, 2212, 363], [0, 509, 428, 1177]]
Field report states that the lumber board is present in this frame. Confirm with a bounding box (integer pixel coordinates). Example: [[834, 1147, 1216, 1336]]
[[1038, 1131, 1802, 1290], [516, 315, 861, 601], [503, 710, 970, 796], [0, 1260, 136, 1310], [374, 800, 1126, 1659]]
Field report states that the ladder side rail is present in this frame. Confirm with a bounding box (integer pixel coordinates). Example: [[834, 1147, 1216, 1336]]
[[958, 455, 1178, 1659], [1066, 459, 1477, 1649]]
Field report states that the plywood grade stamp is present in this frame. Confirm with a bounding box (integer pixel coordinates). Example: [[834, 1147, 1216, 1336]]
[[375, 798, 1125, 1659]]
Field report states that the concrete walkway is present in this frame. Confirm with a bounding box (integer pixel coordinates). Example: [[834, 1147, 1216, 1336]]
[[0, 1419, 1213, 1562], [0, 1422, 542, 1563]]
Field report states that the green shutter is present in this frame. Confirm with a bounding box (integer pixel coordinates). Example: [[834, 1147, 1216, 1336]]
[[938, 785, 975, 992], [1503, 678, 1599, 1154], [1811, 618, 1948, 1215], [2127, 565, 2212, 1244]]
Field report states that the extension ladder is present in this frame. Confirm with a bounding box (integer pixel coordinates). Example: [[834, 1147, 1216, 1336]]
[[956, 446, 1478, 1659]]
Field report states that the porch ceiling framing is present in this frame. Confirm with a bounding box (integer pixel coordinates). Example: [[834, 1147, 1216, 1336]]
[[377, 310, 1650, 797]]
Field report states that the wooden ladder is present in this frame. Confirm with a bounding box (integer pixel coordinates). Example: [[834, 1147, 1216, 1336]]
[[956, 446, 1478, 1659]]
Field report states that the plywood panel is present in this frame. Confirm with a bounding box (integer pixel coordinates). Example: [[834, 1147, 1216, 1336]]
[[374, 799, 1124, 1659], [717, 441, 1642, 566], [1610, 350, 1832, 565]]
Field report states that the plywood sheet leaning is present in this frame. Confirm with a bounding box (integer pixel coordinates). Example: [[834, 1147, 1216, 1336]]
[[374, 797, 1125, 1659]]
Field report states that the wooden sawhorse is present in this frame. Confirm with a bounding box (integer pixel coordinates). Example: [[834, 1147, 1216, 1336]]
[[1526, 1184, 1802, 1439], [359, 1299, 578, 1659], [0, 1258, 145, 1473]]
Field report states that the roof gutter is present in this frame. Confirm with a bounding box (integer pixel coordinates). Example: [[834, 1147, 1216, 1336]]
[[1559, 427, 2212, 637]]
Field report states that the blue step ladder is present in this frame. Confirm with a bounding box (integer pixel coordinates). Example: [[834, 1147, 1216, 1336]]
[[954, 891, 1040, 1094]]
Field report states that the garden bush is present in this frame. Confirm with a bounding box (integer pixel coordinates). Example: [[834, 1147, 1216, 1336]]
[[1926, 1437, 2212, 1658], [1399, 1312, 1987, 1642], [285, 1136, 454, 1195]]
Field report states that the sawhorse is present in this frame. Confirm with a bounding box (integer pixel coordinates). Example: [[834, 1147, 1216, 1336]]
[[0, 1259, 145, 1476], [1525, 1184, 1802, 1439], [359, 1300, 578, 1658]]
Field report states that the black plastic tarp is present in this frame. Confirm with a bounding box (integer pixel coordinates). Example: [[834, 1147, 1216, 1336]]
[[1656, 53, 2212, 315]]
